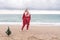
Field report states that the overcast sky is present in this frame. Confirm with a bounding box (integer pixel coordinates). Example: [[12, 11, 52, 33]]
[[0, 0, 60, 10]]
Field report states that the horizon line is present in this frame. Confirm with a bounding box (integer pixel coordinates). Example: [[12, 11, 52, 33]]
[[0, 10, 60, 14]]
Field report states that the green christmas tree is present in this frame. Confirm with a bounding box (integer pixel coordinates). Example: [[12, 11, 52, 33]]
[[6, 26, 11, 36]]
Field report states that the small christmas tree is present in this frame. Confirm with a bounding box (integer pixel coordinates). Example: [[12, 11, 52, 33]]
[[6, 26, 11, 36]]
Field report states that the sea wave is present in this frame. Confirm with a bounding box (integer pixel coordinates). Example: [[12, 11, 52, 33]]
[[0, 22, 60, 26]]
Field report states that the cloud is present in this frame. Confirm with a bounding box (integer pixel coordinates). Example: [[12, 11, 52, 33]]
[[0, 0, 24, 9], [29, 0, 60, 10], [0, 0, 60, 10]]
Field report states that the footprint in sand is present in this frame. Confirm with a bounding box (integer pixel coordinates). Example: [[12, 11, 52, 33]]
[[50, 36, 59, 40], [28, 36, 44, 40]]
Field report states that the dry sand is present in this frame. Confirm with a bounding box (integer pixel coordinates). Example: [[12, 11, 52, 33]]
[[0, 24, 60, 40]]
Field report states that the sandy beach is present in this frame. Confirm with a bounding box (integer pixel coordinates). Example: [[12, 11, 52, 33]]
[[0, 24, 60, 40]]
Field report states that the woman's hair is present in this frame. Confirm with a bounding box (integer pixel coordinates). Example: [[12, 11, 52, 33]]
[[25, 9, 29, 14], [25, 9, 28, 12]]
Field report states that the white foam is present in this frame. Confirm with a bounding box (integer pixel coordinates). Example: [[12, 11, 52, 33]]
[[0, 22, 60, 26], [0, 22, 21, 25]]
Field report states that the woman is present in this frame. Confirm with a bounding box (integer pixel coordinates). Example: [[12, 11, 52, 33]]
[[21, 9, 31, 31]]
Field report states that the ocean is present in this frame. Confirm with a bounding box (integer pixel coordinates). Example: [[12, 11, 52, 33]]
[[0, 14, 60, 23]]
